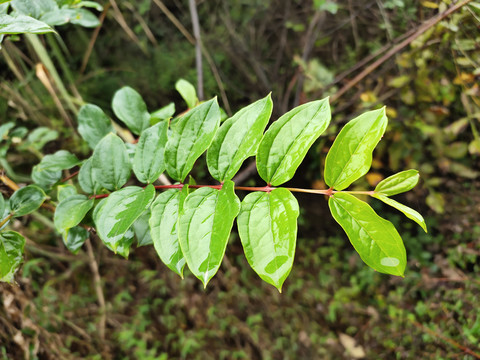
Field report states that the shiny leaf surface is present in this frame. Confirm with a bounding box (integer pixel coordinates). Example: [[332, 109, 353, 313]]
[[54, 195, 94, 232], [207, 94, 273, 181], [149, 187, 188, 277], [237, 188, 299, 291], [374, 194, 427, 232], [112, 86, 150, 135], [132, 209, 152, 247], [328, 193, 406, 276], [77, 104, 114, 149], [324, 108, 387, 190], [178, 180, 240, 286], [31, 165, 61, 189], [9, 185, 46, 217], [62, 226, 88, 254], [374, 170, 419, 196], [256, 98, 330, 186], [165, 98, 221, 182], [94, 185, 155, 253], [78, 157, 101, 194], [0, 231, 25, 283], [57, 184, 77, 202], [133, 121, 168, 184], [35, 150, 80, 172], [0, 14, 53, 34], [91, 133, 131, 191]]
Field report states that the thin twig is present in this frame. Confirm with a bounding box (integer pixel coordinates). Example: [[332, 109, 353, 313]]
[[109, 0, 146, 55], [189, 0, 204, 100]]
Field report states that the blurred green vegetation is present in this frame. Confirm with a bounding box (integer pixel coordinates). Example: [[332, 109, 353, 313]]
[[1, 0, 480, 358]]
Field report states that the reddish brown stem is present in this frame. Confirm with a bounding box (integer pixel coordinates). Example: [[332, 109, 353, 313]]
[[61, 171, 79, 183]]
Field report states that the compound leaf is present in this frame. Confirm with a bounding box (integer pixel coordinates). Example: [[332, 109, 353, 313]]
[[324, 108, 387, 190], [374, 194, 427, 233], [9, 185, 46, 217], [375, 170, 419, 196], [112, 86, 150, 135], [178, 180, 240, 286], [133, 121, 168, 184], [256, 98, 330, 186], [0, 231, 25, 283], [237, 188, 299, 292], [165, 98, 221, 182], [78, 104, 114, 149], [207, 94, 273, 181], [328, 192, 406, 276]]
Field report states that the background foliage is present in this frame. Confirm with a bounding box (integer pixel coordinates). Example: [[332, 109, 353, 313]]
[[1, 0, 479, 358]]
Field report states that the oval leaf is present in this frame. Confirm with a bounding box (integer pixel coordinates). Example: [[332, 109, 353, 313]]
[[78, 104, 114, 149], [324, 108, 387, 190], [149, 187, 188, 277], [375, 169, 419, 196], [112, 86, 150, 135], [237, 188, 299, 292], [175, 79, 197, 109], [57, 184, 77, 202], [373, 194, 427, 233], [91, 133, 131, 191], [256, 98, 331, 186], [78, 157, 101, 194], [133, 121, 168, 184], [9, 185, 46, 217], [0, 231, 25, 283], [207, 94, 273, 181], [54, 194, 94, 232], [328, 193, 406, 276], [0, 14, 54, 34], [36, 150, 81, 172], [178, 180, 240, 287], [62, 226, 88, 254], [165, 98, 221, 182], [94, 184, 155, 253]]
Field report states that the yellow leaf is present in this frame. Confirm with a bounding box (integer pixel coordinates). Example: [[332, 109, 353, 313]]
[[421, 1, 439, 8]]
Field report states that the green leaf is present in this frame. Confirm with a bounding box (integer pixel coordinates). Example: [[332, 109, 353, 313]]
[[78, 157, 101, 194], [112, 86, 150, 135], [165, 98, 221, 182], [375, 170, 419, 196], [133, 121, 168, 184], [149, 187, 188, 277], [0, 14, 54, 34], [9, 185, 46, 217], [373, 194, 427, 233], [31, 165, 61, 188], [0, 122, 15, 139], [57, 184, 77, 202], [237, 188, 299, 292], [207, 94, 273, 181], [19, 127, 58, 151], [91, 133, 131, 191], [94, 184, 155, 253], [0, 231, 25, 283], [175, 79, 197, 109], [328, 193, 406, 276], [256, 98, 331, 186], [36, 150, 81, 172], [11, 0, 56, 17], [74, 1, 103, 11], [0, 193, 5, 217], [62, 226, 88, 254], [324, 108, 388, 190], [178, 180, 240, 286], [67, 8, 99, 27], [78, 104, 114, 149], [132, 209, 152, 247], [105, 228, 134, 258], [150, 103, 175, 125], [54, 194, 94, 233]]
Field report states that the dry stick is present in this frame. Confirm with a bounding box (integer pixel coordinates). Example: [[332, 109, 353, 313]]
[[80, 3, 110, 74], [109, 0, 147, 55], [189, 0, 204, 101], [330, 0, 475, 103], [85, 238, 106, 341], [152, 0, 231, 115], [123, 2, 158, 46]]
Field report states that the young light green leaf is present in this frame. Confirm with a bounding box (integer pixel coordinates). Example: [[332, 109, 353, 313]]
[[112, 86, 150, 135], [91, 133, 131, 191], [207, 94, 273, 181], [149, 187, 188, 277], [36, 150, 81, 172], [0, 231, 25, 283], [0, 14, 54, 34], [132, 209, 152, 247], [9, 185, 46, 217], [41, 8, 99, 27], [133, 121, 168, 184], [374, 170, 419, 196], [324, 107, 387, 190], [0, 121, 15, 139], [54, 194, 94, 233], [237, 188, 299, 292], [175, 79, 197, 109], [256, 98, 331, 186], [57, 184, 77, 202], [62, 226, 88, 254], [150, 103, 175, 125], [373, 194, 427, 233], [78, 104, 114, 149], [78, 157, 101, 194], [165, 98, 221, 182], [328, 192, 406, 276], [19, 126, 58, 151], [178, 180, 240, 286], [94, 185, 155, 253]]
